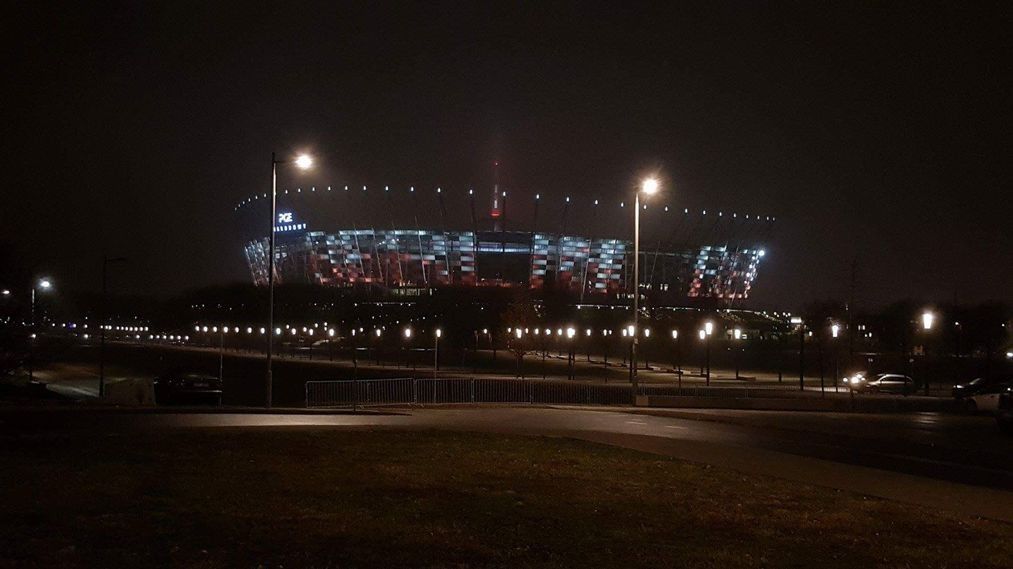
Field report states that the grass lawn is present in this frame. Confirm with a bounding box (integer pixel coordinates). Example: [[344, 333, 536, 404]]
[[2, 428, 1011, 568]]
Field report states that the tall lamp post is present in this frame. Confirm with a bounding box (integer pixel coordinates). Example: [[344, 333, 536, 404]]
[[433, 328, 442, 379], [403, 326, 414, 379], [831, 323, 841, 392], [791, 316, 805, 391], [921, 310, 934, 395], [671, 329, 681, 389], [631, 177, 659, 391], [733, 328, 742, 380], [29, 278, 54, 383], [704, 321, 714, 385], [566, 326, 576, 380], [266, 152, 314, 409]]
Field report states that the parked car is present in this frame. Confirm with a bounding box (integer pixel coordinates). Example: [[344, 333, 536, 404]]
[[997, 385, 1013, 434], [961, 381, 1013, 413], [154, 371, 222, 405], [952, 376, 995, 399], [844, 373, 914, 395]]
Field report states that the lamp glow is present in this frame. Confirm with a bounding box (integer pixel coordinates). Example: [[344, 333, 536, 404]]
[[641, 177, 659, 195], [294, 154, 313, 170]]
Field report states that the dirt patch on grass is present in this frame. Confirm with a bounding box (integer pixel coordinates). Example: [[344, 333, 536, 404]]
[[2, 428, 1010, 568]]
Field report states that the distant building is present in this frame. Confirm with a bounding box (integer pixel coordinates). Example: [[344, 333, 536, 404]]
[[235, 182, 773, 305]]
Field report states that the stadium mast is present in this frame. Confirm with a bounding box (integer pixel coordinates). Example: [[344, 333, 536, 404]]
[[491, 160, 504, 231]]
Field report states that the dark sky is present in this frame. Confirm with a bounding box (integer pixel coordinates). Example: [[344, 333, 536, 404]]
[[4, 1, 1009, 309]]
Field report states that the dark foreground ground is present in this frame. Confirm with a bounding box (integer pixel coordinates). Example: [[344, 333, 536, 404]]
[[3, 428, 1011, 568]]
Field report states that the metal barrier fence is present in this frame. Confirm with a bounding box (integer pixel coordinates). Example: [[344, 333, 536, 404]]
[[304, 377, 863, 409], [305, 377, 637, 408]]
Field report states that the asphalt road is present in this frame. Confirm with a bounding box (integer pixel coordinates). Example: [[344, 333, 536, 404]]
[[3, 406, 1011, 521]]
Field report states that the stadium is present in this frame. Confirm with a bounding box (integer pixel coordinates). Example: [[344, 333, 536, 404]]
[[233, 179, 775, 306]]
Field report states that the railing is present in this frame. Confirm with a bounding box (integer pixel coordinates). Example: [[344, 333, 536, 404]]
[[305, 377, 939, 410], [305, 377, 636, 408]]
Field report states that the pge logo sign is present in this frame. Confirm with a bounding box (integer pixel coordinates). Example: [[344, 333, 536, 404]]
[[278, 212, 294, 223]]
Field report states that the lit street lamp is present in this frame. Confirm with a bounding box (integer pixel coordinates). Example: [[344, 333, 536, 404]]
[[631, 176, 659, 391], [671, 329, 681, 389], [403, 326, 414, 378], [29, 278, 54, 383], [831, 323, 841, 392], [790, 316, 805, 391], [566, 326, 576, 380], [921, 310, 935, 395], [266, 152, 314, 409], [733, 328, 742, 380], [434, 328, 442, 379], [703, 322, 713, 385]]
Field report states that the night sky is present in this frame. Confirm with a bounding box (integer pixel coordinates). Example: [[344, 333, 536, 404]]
[[4, 2, 1009, 308]]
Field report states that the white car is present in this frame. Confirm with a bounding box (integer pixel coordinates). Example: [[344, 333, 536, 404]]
[[963, 382, 1013, 413]]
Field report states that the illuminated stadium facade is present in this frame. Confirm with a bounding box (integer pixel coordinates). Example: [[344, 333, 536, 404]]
[[236, 181, 774, 305]]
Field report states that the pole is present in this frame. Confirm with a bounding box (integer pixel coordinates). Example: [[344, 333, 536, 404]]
[[28, 287, 35, 383], [705, 335, 711, 386], [218, 328, 224, 382], [266, 153, 277, 408], [434, 336, 439, 380], [632, 191, 640, 389], [734, 341, 740, 380], [798, 327, 805, 391], [676, 339, 682, 390]]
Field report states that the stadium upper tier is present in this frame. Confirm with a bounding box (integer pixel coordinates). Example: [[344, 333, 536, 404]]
[[235, 184, 775, 303]]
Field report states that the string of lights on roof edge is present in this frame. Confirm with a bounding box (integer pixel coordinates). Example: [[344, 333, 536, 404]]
[[231, 185, 777, 222]]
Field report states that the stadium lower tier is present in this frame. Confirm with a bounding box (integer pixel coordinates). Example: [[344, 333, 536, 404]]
[[245, 229, 764, 300]]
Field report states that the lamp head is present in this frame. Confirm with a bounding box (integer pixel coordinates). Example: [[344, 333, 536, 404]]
[[641, 177, 659, 195]]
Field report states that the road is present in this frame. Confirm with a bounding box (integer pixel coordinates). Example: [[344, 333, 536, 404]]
[[3, 406, 1011, 521]]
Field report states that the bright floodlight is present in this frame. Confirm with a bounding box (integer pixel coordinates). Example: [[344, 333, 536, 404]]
[[831, 324, 840, 338], [921, 311, 935, 331], [435, 328, 442, 338], [641, 177, 659, 195], [671, 329, 678, 339], [704, 321, 714, 336], [294, 154, 314, 170], [38, 278, 53, 290], [1, 289, 10, 296], [733, 328, 742, 340], [404, 327, 413, 339]]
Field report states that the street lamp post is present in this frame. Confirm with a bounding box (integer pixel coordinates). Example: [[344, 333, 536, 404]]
[[219, 326, 227, 382], [704, 321, 713, 385], [791, 317, 805, 391], [266, 152, 313, 409], [831, 323, 841, 392], [566, 327, 576, 380], [671, 330, 681, 390], [404, 326, 414, 379], [28, 278, 53, 383], [733, 328, 742, 380], [921, 310, 935, 396], [632, 177, 659, 392], [434, 328, 441, 379], [642, 328, 651, 370]]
